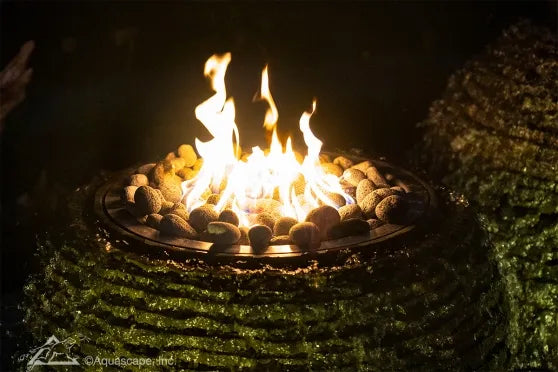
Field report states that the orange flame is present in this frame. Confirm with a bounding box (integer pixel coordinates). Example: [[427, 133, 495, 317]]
[[181, 53, 352, 227]]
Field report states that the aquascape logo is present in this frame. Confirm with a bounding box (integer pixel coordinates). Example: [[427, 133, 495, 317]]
[[19, 334, 88, 371]]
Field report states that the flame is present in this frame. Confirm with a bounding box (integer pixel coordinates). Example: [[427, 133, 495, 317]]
[[260, 65, 279, 132], [181, 53, 353, 227]]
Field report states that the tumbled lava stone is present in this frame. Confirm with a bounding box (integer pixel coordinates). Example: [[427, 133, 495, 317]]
[[375, 195, 409, 224], [338, 204, 364, 221], [273, 217, 298, 236], [218, 209, 240, 227], [134, 186, 162, 216], [289, 222, 321, 247], [146, 213, 163, 229], [254, 212, 277, 230], [159, 214, 197, 239], [248, 224, 273, 248], [121, 185, 137, 203], [327, 218, 370, 240], [207, 222, 241, 245], [305, 205, 341, 241], [189, 205, 219, 232]]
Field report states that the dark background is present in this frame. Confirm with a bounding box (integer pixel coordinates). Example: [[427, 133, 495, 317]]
[[1, 1, 556, 368]]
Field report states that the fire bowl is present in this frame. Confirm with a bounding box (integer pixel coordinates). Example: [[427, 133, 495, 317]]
[[94, 154, 436, 266], [24, 165, 508, 370], [22, 50, 508, 371]]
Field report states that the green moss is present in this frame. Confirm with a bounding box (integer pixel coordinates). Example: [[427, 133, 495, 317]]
[[21, 165, 508, 370], [416, 20, 558, 370]]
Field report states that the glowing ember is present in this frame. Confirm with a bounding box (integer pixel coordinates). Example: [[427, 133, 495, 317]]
[[181, 53, 353, 227]]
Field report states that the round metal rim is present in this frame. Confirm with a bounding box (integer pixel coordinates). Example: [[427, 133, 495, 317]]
[[94, 155, 437, 263]]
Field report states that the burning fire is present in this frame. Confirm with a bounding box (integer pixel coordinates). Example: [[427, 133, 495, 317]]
[[181, 53, 353, 227]]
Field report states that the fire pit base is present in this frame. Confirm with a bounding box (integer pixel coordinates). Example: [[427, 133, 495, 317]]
[[23, 171, 509, 370], [94, 156, 435, 267]]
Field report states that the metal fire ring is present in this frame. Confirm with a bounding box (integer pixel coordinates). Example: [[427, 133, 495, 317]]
[[94, 155, 437, 266]]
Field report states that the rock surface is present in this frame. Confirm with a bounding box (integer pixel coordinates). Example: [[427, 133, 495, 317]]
[[134, 186, 162, 216], [305, 205, 340, 241], [159, 214, 197, 238], [415, 21, 557, 369], [248, 224, 273, 248], [189, 205, 219, 232], [327, 218, 370, 240], [289, 222, 320, 247], [207, 221, 241, 245]]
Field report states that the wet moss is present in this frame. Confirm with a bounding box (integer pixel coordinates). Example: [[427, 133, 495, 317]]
[[416, 20, 557, 370]]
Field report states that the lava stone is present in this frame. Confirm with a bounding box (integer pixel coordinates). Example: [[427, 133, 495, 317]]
[[129, 174, 149, 187], [177, 167, 195, 180], [273, 216, 298, 236], [356, 179, 375, 204], [289, 222, 320, 247], [134, 186, 163, 216], [207, 193, 221, 205], [366, 166, 390, 188], [327, 218, 370, 240], [189, 205, 219, 232], [207, 222, 241, 245], [319, 153, 331, 163], [146, 213, 163, 229], [333, 156, 354, 169], [321, 163, 343, 177], [305, 205, 341, 240], [153, 188, 164, 200], [193, 158, 204, 171], [270, 235, 292, 245], [252, 198, 283, 218], [177, 144, 197, 167], [136, 163, 156, 175], [238, 226, 249, 245], [136, 215, 148, 224], [248, 224, 273, 248], [253, 212, 276, 230], [170, 157, 186, 171], [150, 161, 173, 185], [121, 185, 138, 203], [159, 214, 197, 238], [169, 203, 189, 221], [367, 218, 384, 229], [199, 188, 212, 202], [160, 200, 174, 214], [342, 185, 357, 199], [342, 168, 366, 187], [218, 209, 239, 226], [158, 175, 183, 203], [321, 192, 347, 208], [360, 188, 399, 218], [375, 195, 409, 224], [352, 160, 373, 172], [338, 204, 363, 221]]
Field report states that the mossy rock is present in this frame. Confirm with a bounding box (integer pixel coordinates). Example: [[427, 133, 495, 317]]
[[20, 172, 509, 371], [415, 20, 557, 370]]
